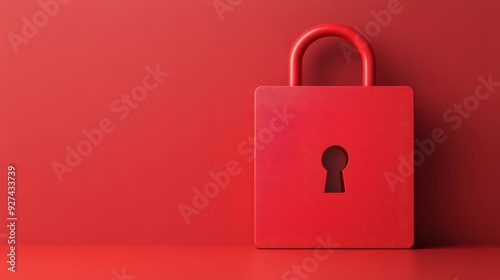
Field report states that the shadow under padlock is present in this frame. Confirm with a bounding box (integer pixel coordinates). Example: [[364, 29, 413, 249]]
[[254, 23, 414, 248]]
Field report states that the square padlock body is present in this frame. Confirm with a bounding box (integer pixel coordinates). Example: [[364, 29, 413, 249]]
[[255, 86, 414, 248]]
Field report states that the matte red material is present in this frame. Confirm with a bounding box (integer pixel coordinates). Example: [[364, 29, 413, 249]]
[[255, 24, 414, 248], [289, 23, 375, 86], [1, 0, 499, 248], [0, 245, 499, 279], [255, 86, 414, 248]]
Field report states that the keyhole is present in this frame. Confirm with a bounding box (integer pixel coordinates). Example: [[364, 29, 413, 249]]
[[322, 145, 348, 193]]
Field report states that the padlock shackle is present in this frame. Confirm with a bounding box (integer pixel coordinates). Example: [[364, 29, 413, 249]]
[[289, 23, 375, 86]]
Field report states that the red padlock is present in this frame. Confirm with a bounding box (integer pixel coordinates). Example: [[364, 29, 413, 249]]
[[254, 23, 414, 248]]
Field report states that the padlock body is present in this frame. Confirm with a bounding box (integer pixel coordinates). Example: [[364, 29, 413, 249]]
[[255, 86, 414, 248]]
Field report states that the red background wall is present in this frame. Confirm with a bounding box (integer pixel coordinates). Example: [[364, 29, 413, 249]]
[[0, 0, 499, 247]]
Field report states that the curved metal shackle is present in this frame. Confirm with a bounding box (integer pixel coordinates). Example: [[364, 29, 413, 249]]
[[289, 23, 376, 86]]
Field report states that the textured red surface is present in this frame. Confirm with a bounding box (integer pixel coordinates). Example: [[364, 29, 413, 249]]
[[0, 0, 499, 249], [255, 86, 414, 248], [0, 245, 499, 279]]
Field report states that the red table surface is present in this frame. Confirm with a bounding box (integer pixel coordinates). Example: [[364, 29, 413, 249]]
[[1, 245, 499, 279]]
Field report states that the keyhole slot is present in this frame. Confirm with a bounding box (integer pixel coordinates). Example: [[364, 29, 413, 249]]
[[322, 145, 348, 193]]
